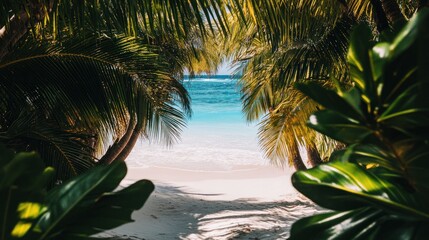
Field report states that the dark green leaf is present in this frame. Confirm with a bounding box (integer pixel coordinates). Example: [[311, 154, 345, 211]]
[[64, 180, 155, 236], [290, 208, 383, 240], [347, 24, 374, 96], [0, 145, 52, 240], [33, 162, 154, 239], [290, 208, 429, 240], [35, 162, 127, 238], [1, 152, 45, 189], [379, 84, 429, 127], [292, 161, 429, 219], [296, 82, 364, 120], [390, 9, 429, 60], [307, 110, 374, 144]]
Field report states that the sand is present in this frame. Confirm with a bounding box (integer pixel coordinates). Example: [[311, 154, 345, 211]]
[[101, 165, 322, 240]]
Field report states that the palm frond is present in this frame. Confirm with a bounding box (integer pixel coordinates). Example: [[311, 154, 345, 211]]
[[262, 14, 354, 89], [246, 79, 341, 167], [0, 0, 232, 39], [232, 0, 345, 49], [238, 13, 354, 122], [257, 88, 313, 167], [139, 75, 191, 145], [240, 62, 275, 121], [347, 0, 373, 19], [2, 110, 95, 182], [0, 33, 191, 179]]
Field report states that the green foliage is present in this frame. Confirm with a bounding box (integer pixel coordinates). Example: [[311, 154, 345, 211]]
[[0, 145, 53, 240], [0, 0, 235, 39], [230, 0, 355, 167], [1, 0, 224, 183], [0, 33, 192, 182], [224, 0, 420, 169], [0, 144, 154, 240], [290, 8, 429, 240]]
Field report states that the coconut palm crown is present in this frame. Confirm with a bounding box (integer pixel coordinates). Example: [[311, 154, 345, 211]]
[[0, 0, 231, 181]]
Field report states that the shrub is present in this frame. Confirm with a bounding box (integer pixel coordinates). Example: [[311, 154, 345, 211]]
[[290, 8, 429, 240]]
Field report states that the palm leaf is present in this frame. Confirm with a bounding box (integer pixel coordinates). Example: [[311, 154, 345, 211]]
[[0, 0, 232, 39], [0, 34, 191, 180], [233, 0, 345, 49], [257, 88, 318, 167], [2, 111, 94, 182]]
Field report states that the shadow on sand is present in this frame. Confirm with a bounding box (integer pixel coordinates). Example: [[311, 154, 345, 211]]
[[103, 183, 322, 240]]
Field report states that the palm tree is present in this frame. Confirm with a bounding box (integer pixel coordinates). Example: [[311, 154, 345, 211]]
[[0, 0, 230, 181], [0, 0, 236, 60], [220, 1, 353, 169], [221, 0, 419, 170], [0, 33, 194, 181]]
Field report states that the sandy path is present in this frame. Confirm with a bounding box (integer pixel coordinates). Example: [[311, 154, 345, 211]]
[[101, 165, 321, 240]]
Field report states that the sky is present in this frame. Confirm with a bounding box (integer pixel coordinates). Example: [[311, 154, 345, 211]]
[[217, 61, 234, 75], [184, 59, 236, 75]]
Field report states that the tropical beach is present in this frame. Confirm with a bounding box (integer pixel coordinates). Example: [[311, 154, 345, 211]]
[[102, 76, 320, 239], [1, 1, 429, 240]]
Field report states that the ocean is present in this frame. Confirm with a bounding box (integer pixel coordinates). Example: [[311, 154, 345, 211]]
[[126, 75, 269, 170]]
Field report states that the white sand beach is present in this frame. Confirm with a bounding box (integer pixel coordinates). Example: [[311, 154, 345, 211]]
[[102, 165, 321, 240], [99, 77, 322, 239]]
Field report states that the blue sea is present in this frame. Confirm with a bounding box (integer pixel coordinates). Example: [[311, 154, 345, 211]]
[[186, 75, 244, 123], [127, 75, 269, 170]]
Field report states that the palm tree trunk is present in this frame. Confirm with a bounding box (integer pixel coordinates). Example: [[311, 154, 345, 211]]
[[114, 123, 144, 162], [380, 0, 405, 26], [290, 138, 307, 171], [99, 117, 137, 164], [369, 0, 390, 32], [306, 141, 323, 167], [109, 91, 150, 164]]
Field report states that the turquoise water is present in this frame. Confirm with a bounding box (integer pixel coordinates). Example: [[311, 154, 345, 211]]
[[127, 75, 268, 170], [184, 76, 243, 124]]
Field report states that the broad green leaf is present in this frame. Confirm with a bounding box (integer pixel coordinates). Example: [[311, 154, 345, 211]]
[[290, 207, 429, 240], [379, 84, 429, 127], [1, 152, 45, 189], [296, 82, 364, 120], [0, 145, 52, 240], [369, 43, 390, 86], [63, 180, 155, 236], [390, 9, 429, 60], [347, 24, 374, 96], [338, 144, 400, 171], [35, 162, 127, 238], [292, 161, 429, 219], [291, 7, 429, 240], [33, 162, 154, 239], [307, 110, 374, 144], [340, 88, 363, 118], [290, 208, 383, 240]]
